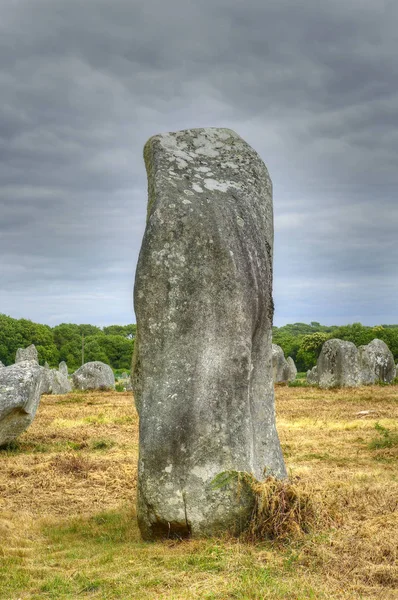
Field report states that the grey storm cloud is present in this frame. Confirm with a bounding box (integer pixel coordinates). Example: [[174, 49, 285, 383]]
[[0, 0, 397, 326]]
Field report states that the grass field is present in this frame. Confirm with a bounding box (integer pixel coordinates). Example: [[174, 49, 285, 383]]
[[0, 385, 397, 599]]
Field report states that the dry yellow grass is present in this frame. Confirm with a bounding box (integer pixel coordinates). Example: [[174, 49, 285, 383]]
[[0, 385, 397, 599]]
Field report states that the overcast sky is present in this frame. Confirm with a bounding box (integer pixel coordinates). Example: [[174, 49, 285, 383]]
[[1, 0, 397, 327]]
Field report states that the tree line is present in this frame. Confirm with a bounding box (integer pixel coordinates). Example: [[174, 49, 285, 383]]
[[0, 314, 135, 371], [273, 321, 398, 372], [1, 314, 397, 374]]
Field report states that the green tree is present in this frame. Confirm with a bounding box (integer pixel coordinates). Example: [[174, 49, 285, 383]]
[[0, 314, 19, 365], [98, 335, 134, 369], [295, 332, 330, 371], [103, 324, 136, 339], [78, 324, 103, 337], [53, 324, 82, 369], [272, 331, 301, 363], [84, 337, 110, 365], [331, 322, 373, 347]]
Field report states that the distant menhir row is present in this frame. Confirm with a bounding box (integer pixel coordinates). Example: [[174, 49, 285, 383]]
[[0, 344, 115, 447], [307, 338, 396, 388]]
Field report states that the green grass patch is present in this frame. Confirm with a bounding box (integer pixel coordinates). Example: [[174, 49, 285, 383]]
[[298, 452, 332, 461], [56, 394, 86, 404], [0, 439, 22, 454], [44, 509, 136, 546], [83, 413, 108, 425], [288, 379, 310, 388], [296, 372, 307, 379], [0, 439, 88, 455], [368, 422, 398, 450], [90, 438, 115, 451]]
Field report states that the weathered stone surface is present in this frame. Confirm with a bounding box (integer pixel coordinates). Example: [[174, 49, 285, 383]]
[[72, 362, 115, 390], [306, 365, 318, 385], [15, 344, 38, 364], [44, 362, 50, 370], [43, 370, 72, 395], [0, 361, 4, 368], [316, 339, 360, 388], [0, 362, 47, 446], [271, 344, 290, 383], [359, 339, 396, 384], [133, 127, 286, 540], [357, 344, 375, 385], [59, 361, 68, 377], [286, 356, 297, 382]]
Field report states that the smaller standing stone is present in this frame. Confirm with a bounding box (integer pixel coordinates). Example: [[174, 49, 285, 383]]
[[286, 357, 297, 382], [272, 344, 290, 383], [72, 362, 115, 391], [317, 339, 360, 388], [0, 362, 47, 446], [15, 345, 38, 364], [42, 370, 72, 395], [44, 362, 50, 370], [359, 339, 396, 384], [59, 361, 68, 377], [357, 345, 375, 385], [50, 371, 72, 394], [306, 365, 318, 385]]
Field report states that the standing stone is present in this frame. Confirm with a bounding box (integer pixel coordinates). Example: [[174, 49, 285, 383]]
[[133, 127, 286, 540], [316, 339, 360, 388], [286, 356, 297, 382], [0, 362, 47, 446], [59, 361, 68, 377], [359, 339, 396, 384], [271, 344, 290, 383], [43, 370, 72, 395], [308, 337, 396, 388], [44, 362, 50, 370], [0, 361, 4, 368], [357, 344, 375, 385], [306, 365, 318, 385], [72, 362, 115, 390], [15, 344, 38, 364]]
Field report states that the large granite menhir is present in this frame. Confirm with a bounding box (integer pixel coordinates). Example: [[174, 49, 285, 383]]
[[133, 128, 286, 540]]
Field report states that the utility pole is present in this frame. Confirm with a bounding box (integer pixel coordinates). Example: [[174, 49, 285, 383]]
[[82, 333, 85, 366]]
